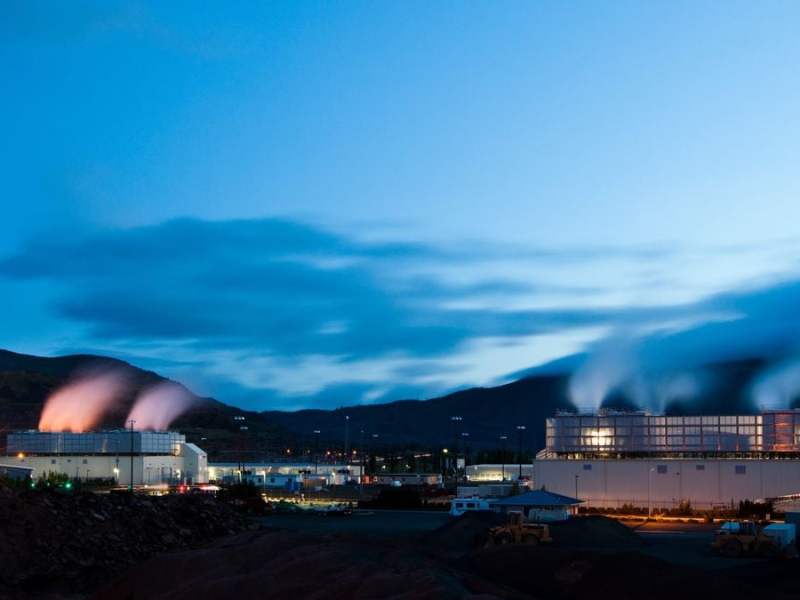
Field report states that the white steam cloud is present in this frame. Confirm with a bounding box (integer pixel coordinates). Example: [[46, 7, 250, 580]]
[[569, 338, 635, 412], [39, 367, 129, 432], [750, 358, 800, 411], [623, 372, 704, 413], [126, 381, 197, 431]]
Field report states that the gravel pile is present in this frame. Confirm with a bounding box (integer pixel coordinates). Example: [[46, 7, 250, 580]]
[[549, 516, 645, 549], [0, 483, 251, 598]]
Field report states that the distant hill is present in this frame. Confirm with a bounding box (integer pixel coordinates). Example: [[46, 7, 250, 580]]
[[0, 349, 776, 457]]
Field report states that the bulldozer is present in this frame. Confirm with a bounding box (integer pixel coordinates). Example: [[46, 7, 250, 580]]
[[711, 520, 798, 559], [486, 511, 553, 546]]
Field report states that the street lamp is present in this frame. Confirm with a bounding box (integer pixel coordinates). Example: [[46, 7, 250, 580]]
[[516, 425, 526, 479], [575, 474, 579, 500], [499, 435, 508, 481], [648, 467, 655, 518]]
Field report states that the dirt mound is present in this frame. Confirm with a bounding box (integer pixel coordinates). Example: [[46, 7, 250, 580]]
[[549, 516, 644, 549], [94, 529, 525, 600], [0, 483, 250, 598], [426, 511, 506, 552]]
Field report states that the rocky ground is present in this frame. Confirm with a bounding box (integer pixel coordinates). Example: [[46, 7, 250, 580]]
[[95, 512, 800, 600], [0, 483, 252, 599], [5, 485, 800, 600]]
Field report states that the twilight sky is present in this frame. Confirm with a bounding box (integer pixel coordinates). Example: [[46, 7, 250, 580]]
[[3, 2, 800, 410]]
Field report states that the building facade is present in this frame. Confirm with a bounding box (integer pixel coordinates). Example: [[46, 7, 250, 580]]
[[535, 410, 800, 509], [3, 430, 208, 485]]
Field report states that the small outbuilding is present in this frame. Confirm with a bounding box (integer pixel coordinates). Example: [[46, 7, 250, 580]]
[[494, 489, 582, 522], [0, 463, 34, 482]]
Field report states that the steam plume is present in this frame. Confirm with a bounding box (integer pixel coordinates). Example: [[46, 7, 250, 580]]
[[751, 358, 800, 411], [126, 382, 196, 431], [38, 367, 129, 432], [624, 372, 704, 413], [569, 338, 634, 412]]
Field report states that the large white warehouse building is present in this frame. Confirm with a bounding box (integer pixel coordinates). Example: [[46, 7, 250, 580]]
[[3, 430, 208, 486], [535, 409, 800, 509]]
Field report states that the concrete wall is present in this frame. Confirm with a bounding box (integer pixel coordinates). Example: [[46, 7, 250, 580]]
[[535, 458, 800, 509]]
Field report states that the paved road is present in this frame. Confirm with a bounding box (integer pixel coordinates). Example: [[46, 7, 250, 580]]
[[629, 520, 764, 568]]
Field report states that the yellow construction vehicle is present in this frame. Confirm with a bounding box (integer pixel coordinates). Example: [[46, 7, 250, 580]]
[[486, 511, 553, 546], [711, 520, 797, 558]]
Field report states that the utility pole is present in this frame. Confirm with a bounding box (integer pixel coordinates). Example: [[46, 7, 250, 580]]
[[499, 435, 508, 482], [516, 425, 526, 480], [127, 419, 136, 492]]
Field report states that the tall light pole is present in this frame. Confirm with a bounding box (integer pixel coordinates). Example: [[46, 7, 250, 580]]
[[516, 425, 526, 479], [370, 433, 379, 479], [450, 416, 462, 478], [499, 435, 508, 482], [344, 415, 350, 463], [575, 474, 579, 500], [127, 419, 136, 492], [359, 428, 365, 495], [461, 432, 470, 482], [313, 429, 321, 475], [648, 467, 655, 518]]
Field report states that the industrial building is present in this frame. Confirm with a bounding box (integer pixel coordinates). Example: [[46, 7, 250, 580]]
[[535, 409, 800, 509], [3, 430, 208, 486], [465, 464, 534, 482], [494, 489, 582, 522], [208, 462, 362, 486], [373, 473, 443, 486]]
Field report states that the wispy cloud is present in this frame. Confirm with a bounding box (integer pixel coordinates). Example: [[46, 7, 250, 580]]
[[4, 217, 800, 409]]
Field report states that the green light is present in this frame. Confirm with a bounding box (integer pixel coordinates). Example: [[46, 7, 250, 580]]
[[65, 481, 72, 490]]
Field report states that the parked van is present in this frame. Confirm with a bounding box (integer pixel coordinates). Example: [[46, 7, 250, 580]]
[[450, 496, 498, 517]]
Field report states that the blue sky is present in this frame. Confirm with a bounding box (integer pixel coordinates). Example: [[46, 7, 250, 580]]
[[3, 2, 800, 410]]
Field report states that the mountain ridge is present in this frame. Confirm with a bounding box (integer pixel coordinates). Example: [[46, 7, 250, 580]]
[[0, 349, 778, 456]]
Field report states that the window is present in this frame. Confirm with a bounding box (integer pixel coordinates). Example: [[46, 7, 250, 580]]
[[466, 503, 475, 508], [82, 459, 88, 465], [735, 465, 746, 475], [583, 464, 592, 471], [456, 503, 464, 509], [657, 465, 668, 474], [51, 459, 56, 465], [695, 465, 705, 471]]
